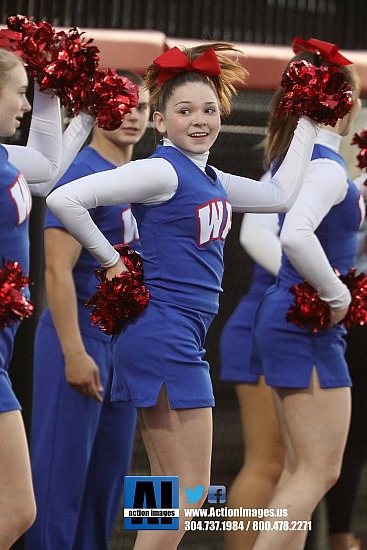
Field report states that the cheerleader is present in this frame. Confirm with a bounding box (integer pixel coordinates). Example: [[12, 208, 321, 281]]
[[46, 41, 318, 549], [26, 71, 150, 550], [249, 39, 362, 549], [0, 48, 63, 549]]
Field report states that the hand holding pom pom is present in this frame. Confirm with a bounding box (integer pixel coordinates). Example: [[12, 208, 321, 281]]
[[286, 268, 367, 332], [286, 280, 331, 332], [0, 259, 33, 329], [86, 245, 149, 335], [277, 60, 353, 126]]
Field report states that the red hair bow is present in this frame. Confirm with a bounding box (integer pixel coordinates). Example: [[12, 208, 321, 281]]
[[292, 37, 352, 66], [153, 46, 221, 86]]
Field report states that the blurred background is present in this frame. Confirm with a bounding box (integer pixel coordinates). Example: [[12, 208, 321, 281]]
[[1, 1, 367, 548]]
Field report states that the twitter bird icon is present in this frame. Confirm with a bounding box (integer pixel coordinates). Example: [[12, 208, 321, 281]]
[[185, 485, 205, 504]]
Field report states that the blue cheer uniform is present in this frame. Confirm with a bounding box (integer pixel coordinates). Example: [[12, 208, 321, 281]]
[[0, 145, 32, 412], [26, 147, 139, 550], [251, 141, 362, 388], [111, 145, 231, 409]]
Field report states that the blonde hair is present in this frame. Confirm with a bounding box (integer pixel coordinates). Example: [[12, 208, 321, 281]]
[[0, 49, 23, 92], [264, 50, 360, 168], [144, 42, 248, 117]]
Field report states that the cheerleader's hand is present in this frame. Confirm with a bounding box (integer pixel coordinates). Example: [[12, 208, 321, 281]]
[[86, 246, 149, 335], [329, 305, 349, 326], [105, 258, 128, 280], [65, 349, 104, 402]]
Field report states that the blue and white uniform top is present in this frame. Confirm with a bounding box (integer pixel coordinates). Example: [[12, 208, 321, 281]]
[[0, 85, 66, 286], [0, 145, 31, 277], [0, 91, 91, 274], [132, 145, 230, 313], [279, 129, 364, 310]]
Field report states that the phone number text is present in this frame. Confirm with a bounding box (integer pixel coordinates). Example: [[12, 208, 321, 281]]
[[185, 520, 312, 532]]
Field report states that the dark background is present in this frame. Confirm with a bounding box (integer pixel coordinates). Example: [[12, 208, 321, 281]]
[[2, 0, 367, 48], [1, 1, 367, 548]]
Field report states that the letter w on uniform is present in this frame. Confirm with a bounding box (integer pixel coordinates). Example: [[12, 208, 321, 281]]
[[196, 199, 232, 246]]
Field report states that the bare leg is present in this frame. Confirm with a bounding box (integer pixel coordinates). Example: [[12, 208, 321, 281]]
[[327, 325, 367, 550], [0, 410, 36, 549], [252, 369, 351, 550], [134, 386, 212, 550], [224, 377, 284, 550]]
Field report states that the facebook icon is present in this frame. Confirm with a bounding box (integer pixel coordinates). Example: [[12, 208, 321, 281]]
[[208, 485, 226, 504]]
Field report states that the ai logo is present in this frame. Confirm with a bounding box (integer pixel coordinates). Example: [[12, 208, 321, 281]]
[[124, 476, 179, 530]]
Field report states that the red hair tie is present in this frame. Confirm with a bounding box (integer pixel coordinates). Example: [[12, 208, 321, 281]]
[[153, 46, 221, 87], [292, 37, 352, 66]]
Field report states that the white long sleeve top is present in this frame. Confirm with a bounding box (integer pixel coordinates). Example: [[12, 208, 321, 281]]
[[4, 85, 95, 197]]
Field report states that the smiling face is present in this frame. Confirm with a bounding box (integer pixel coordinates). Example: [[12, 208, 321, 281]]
[[0, 61, 31, 137], [153, 81, 221, 154]]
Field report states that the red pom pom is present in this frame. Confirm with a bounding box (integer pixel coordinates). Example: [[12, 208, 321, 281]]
[[86, 245, 149, 335], [84, 69, 139, 130], [340, 268, 367, 329], [351, 128, 367, 170], [1, 16, 61, 77], [277, 60, 353, 126], [287, 268, 367, 332], [286, 280, 330, 332], [39, 27, 99, 107], [0, 259, 33, 330], [2, 15, 139, 131]]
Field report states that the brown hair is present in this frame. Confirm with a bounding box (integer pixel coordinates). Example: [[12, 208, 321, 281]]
[[264, 50, 360, 168], [144, 42, 248, 116], [0, 49, 24, 92]]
